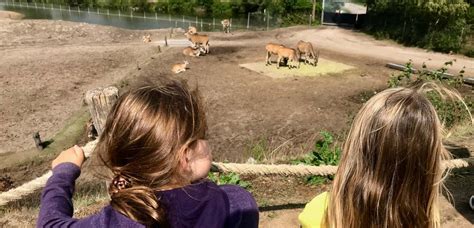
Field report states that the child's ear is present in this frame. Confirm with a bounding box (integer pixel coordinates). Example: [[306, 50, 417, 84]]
[[179, 147, 192, 172]]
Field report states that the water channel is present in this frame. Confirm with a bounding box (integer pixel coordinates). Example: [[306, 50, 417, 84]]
[[0, 1, 275, 31]]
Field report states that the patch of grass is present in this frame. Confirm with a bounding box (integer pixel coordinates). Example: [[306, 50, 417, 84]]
[[247, 138, 269, 162], [293, 131, 341, 185], [239, 58, 355, 79], [208, 172, 251, 189], [73, 180, 109, 210]]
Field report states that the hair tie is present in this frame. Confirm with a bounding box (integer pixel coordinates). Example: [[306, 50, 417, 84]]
[[109, 175, 132, 195]]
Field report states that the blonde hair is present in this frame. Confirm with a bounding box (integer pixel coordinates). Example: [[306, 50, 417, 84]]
[[94, 80, 207, 226], [325, 83, 469, 228]]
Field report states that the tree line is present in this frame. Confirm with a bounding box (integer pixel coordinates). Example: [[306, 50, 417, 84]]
[[364, 0, 472, 54]]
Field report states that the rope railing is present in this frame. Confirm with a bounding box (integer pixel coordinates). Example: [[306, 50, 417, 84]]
[[0, 139, 472, 206]]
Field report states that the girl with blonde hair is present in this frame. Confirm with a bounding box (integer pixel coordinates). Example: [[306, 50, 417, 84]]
[[37, 80, 259, 227], [299, 83, 470, 228]]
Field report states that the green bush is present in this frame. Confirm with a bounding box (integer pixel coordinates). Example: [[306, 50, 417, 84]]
[[293, 131, 341, 185], [387, 60, 472, 128], [365, 1, 470, 54], [208, 172, 251, 189]]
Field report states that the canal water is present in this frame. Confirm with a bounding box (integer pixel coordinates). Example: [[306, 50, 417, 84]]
[[0, 1, 274, 31]]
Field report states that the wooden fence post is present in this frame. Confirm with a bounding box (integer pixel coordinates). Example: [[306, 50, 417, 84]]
[[84, 87, 119, 136]]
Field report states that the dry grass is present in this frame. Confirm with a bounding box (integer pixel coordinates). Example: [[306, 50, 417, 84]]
[[240, 58, 355, 79]]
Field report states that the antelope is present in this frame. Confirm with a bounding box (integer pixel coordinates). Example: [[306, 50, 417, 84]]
[[184, 32, 210, 54], [142, 34, 151, 43], [188, 26, 197, 35], [276, 47, 300, 69], [182, 46, 205, 57], [171, 61, 189, 74], [221, 19, 231, 33], [296, 40, 319, 66], [265, 43, 285, 65]]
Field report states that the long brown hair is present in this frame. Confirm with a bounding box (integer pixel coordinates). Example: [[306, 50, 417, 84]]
[[94, 80, 207, 226], [325, 83, 467, 228]]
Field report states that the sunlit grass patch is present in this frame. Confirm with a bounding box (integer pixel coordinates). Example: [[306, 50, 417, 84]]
[[240, 58, 355, 79]]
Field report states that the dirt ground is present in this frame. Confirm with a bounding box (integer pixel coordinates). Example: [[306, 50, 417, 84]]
[[0, 17, 473, 227]]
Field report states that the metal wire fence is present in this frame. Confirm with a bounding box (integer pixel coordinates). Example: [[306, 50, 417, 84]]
[[0, 0, 280, 31]]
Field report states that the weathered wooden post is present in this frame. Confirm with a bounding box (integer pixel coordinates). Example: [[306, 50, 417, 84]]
[[84, 87, 119, 136], [33, 132, 43, 151]]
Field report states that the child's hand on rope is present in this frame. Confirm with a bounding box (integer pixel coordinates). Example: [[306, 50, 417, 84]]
[[52, 145, 85, 169]]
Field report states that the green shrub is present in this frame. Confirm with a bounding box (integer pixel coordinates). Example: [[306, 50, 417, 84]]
[[293, 131, 341, 185], [387, 60, 471, 128], [365, 1, 470, 54], [208, 172, 251, 189]]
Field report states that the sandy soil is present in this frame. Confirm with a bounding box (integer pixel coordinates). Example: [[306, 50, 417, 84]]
[[0, 19, 473, 227]]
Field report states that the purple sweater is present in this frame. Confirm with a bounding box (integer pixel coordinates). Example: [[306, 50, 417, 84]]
[[37, 163, 259, 228]]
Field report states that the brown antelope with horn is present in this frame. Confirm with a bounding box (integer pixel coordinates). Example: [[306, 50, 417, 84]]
[[296, 40, 319, 66], [221, 19, 231, 33], [265, 43, 285, 66], [276, 47, 300, 69], [187, 26, 197, 35]]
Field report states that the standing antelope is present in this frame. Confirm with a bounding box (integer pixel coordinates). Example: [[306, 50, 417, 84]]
[[265, 43, 285, 65], [276, 47, 300, 69], [188, 26, 197, 35], [221, 19, 231, 33], [171, 61, 189, 74], [296, 40, 319, 66], [184, 32, 210, 54]]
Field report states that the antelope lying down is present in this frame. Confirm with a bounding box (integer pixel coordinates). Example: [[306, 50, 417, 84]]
[[182, 46, 206, 57], [185, 32, 210, 54], [142, 34, 151, 43], [171, 61, 189, 74]]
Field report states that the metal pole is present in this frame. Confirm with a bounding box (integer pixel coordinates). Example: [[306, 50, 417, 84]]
[[309, 14, 311, 27], [200, 18, 203, 30], [78, 7, 80, 13], [195, 16, 198, 24], [267, 11, 269, 31], [107, 9, 109, 16], [213, 18, 215, 30], [247, 12, 250, 29], [321, 0, 325, 25]]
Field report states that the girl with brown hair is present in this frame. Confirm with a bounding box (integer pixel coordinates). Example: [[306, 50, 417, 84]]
[[37, 81, 259, 227], [299, 83, 471, 228]]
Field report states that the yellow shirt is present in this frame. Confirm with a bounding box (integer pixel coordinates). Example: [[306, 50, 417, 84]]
[[298, 192, 329, 228]]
